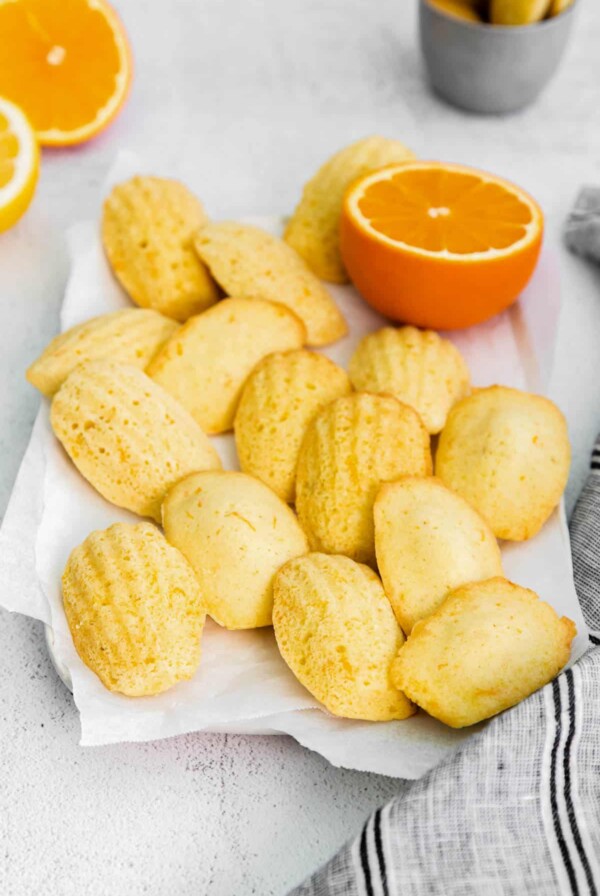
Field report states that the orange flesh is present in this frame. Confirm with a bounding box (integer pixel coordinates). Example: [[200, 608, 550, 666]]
[[0, 112, 18, 188], [357, 169, 534, 254], [0, 0, 125, 136]]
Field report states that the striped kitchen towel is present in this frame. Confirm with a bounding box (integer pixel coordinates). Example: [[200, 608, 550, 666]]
[[290, 441, 600, 896]]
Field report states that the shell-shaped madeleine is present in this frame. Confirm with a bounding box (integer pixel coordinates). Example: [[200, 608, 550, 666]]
[[374, 477, 503, 634], [162, 471, 309, 629], [284, 136, 415, 283], [549, 0, 572, 12], [101, 175, 218, 321], [194, 222, 347, 346], [51, 361, 221, 521], [26, 308, 178, 397], [391, 577, 576, 728], [234, 350, 352, 502], [62, 522, 205, 696], [296, 393, 432, 566], [428, 0, 482, 21], [147, 297, 306, 434], [490, 0, 551, 25], [435, 386, 571, 540], [273, 553, 414, 721], [348, 326, 470, 434]]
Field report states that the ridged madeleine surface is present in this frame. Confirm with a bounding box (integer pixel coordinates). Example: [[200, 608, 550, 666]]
[[162, 471, 309, 629], [273, 553, 414, 721], [550, 0, 573, 12], [284, 136, 416, 283], [62, 522, 205, 696], [194, 222, 347, 345], [435, 386, 570, 540], [348, 326, 470, 434], [234, 350, 351, 502], [147, 298, 306, 434], [374, 477, 503, 633], [102, 175, 218, 321], [27, 308, 178, 397], [392, 577, 575, 728], [490, 0, 551, 24], [296, 393, 432, 566], [51, 361, 221, 521]]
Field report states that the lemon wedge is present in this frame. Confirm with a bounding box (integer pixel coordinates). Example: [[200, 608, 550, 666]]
[[0, 96, 39, 233]]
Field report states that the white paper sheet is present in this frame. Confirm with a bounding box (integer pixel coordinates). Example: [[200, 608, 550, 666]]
[[0, 152, 589, 779]]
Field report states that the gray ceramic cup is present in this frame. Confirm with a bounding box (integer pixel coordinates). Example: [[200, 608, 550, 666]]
[[419, 0, 577, 114]]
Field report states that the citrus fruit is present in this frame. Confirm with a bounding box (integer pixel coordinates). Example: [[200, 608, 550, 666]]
[[0, 0, 132, 146], [0, 96, 39, 233], [340, 161, 544, 330]]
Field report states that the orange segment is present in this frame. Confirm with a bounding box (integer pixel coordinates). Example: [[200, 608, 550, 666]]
[[341, 162, 544, 330], [0, 96, 39, 233], [0, 0, 132, 146]]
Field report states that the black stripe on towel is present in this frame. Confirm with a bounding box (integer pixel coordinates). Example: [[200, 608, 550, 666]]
[[550, 678, 580, 896], [563, 670, 598, 896], [359, 821, 375, 896], [373, 809, 389, 896]]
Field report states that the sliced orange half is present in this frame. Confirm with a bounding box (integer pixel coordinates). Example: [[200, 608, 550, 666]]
[[340, 161, 544, 330], [0, 0, 132, 146], [0, 96, 39, 233]]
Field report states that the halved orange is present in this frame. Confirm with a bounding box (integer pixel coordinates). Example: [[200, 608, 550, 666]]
[[0, 0, 132, 146], [340, 161, 544, 330], [0, 96, 39, 232]]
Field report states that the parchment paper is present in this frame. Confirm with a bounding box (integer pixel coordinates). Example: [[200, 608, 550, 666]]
[[0, 152, 589, 778]]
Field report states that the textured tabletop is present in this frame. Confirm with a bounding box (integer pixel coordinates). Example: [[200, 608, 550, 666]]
[[1, 1, 600, 894]]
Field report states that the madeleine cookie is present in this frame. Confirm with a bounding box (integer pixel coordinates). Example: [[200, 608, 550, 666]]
[[234, 350, 352, 502], [26, 309, 178, 397], [51, 361, 221, 521], [374, 477, 503, 633], [550, 0, 572, 12], [62, 522, 205, 696], [428, 0, 482, 20], [490, 0, 551, 24], [435, 386, 570, 540], [392, 577, 575, 728], [162, 471, 309, 629], [348, 326, 470, 434], [102, 175, 218, 321], [147, 297, 306, 434], [296, 393, 432, 566], [273, 553, 414, 721], [194, 222, 347, 345], [284, 136, 416, 283]]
